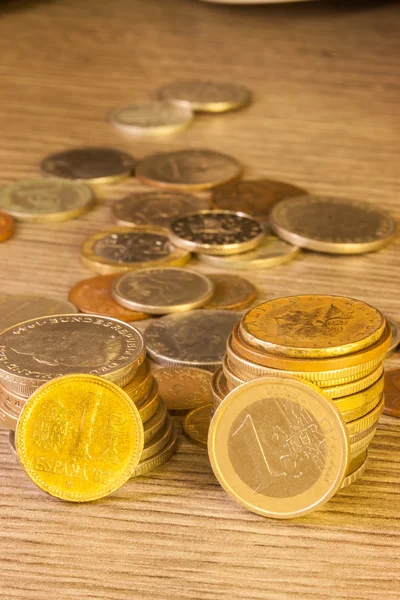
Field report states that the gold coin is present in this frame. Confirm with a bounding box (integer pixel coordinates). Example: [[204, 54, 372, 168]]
[[202, 274, 257, 311], [241, 295, 386, 359], [341, 393, 382, 423], [112, 267, 214, 314], [346, 395, 384, 436], [340, 455, 368, 489], [157, 80, 251, 113], [132, 425, 178, 477], [208, 377, 349, 519], [123, 362, 153, 404], [110, 101, 193, 135], [143, 399, 167, 443], [345, 450, 368, 477], [140, 414, 173, 461], [333, 375, 384, 413], [211, 367, 229, 409], [183, 404, 212, 449], [154, 367, 212, 411], [40, 147, 135, 185], [0, 179, 93, 222], [322, 365, 384, 399], [0, 294, 78, 333], [81, 226, 191, 275], [136, 380, 160, 422], [386, 316, 400, 357], [349, 426, 376, 456], [168, 210, 264, 256], [270, 195, 396, 254], [15, 375, 144, 502], [0, 314, 145, 397], [136, 149, 242, 192]]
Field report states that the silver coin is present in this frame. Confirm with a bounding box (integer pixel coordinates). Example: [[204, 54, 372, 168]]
[[110, 101, 193, 135], [386, 315, 400, 357], [0, 295, 78, 334]]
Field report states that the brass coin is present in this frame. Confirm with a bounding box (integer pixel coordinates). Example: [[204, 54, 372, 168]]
[[203, 274, 257, 311], [157, 80, 251, 113], [140, 414, 173, 461], [168, 210, 264, 256], [386, 316, 400, 357], [0, 179, 93, 222], [136, 381, 160, 423], [341, 392, 382, 423], [211, 367, 230, 410], [211, 179, 307, 218], [112, 191, 202, 229], [183, 404, 212, 449], [69, 274, 150, 321], [132, 425, 178, 477], [333, 374, 384, 414], [40, 147, 135, 185], [383, 369, 400, 417], [0, 314, 145, 396], [270, 195, 396, 254], [136, 149, 242, 191], [112, 267, 214, 314], [154, 366, 213, 411], [345, 450, 368, 477], [123, 362, 153, 405], [349, 426, 376, 456], [322, 364, 384, 399], [241, 295, 386, 359], [0, 211, 15, 242], [81, 226, 191, 275], [340, 455, 368, 489], [346, 395, 384, 436], [143, 399, 167, 443], [0, 294, 78, 333], [110, 101, 193, 135], [208, 377, 349, 519]]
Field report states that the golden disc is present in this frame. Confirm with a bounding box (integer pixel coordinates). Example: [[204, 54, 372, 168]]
[[183, 404, 212, 449], [132, 425, 178, 477]]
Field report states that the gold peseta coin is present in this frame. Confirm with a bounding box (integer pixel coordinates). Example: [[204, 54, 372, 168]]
[[183, 404, 213, 449], [110, 101, 193, 136], [208, 377, 349, 519], [157, 80, 251, 113], [15, 375, 144, 502]]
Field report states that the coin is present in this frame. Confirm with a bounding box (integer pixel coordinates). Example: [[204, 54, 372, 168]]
[[0, 211, 14, 242], [40, 147, 135, 185], [112, 267, 214, 314], [332, 374, 384, 413], [340, 455, 368, 489], [112, 191, 201, 229], [169, 210, 264, 256], [68, 274, 149, 321], [110, 101, 193, 135], [0, 314, 145, 396], [322, 364, 384, 399], [154, 367, 212, 411], [341, 393, 382, 423], [349, 426, 376, 456], [202, 274, 257, 310], [132, 425, 178, 477], [208, 377, 349, 519], [143, 399, 167, 443], [136, 380, 160, 422], [145, 310, 241, 370], [183, 404, 212, 449], [241, 295, 386, 359], [136, 149, 242, 191], [270, 195, 396, 254], [345, 450, 368, 476], [140, 414, 173, 461], [0, 179, 94, 222], [386, 316, 400, 357], [123, 362, 153, 404], [197, 234, 300, 269], [211, 179, 307, 218], [346, 395, 384, 436], [0, 380, 27, 429], [383, 369, 400, 417], [0, 295, 78, 333], [81, 226, 191, 275], [157, 80, 251, 113], [211, 367, 230, 410]]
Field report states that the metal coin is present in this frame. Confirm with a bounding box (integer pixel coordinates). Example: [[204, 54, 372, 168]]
[[332, 374, 384, 414], [157, 80, 251, 113], [140, 414, 174, 461], [183, 404, 212, 449], [0, 211, 15, 242], [123, 361, 153, 405], [136, 381, 160, 423], [110, 101, 193, 135], [0, 380, 27, 430], [385, 315, 400, 357], [154, 366, 213, 411], [321, 364, 384, 399], [132, 425, 178, 477], [143, 399, 167, 444], [383, 369, 400, 417], [211, 367, 229, 410], [0, 294, 78, 333], [202, 274, 257, 310], [341, 392, 383, 424], [340, 455, 368, 489]]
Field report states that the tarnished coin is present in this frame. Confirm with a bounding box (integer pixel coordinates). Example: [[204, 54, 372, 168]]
[[270, 195, 396, 254], [208, 377, 349, 519], [68, 274, 149, 321], [0, 314, 145, 396], [211, 179, 306, 218], [386, 316, 400, 357], [141, 414, 173, 461], [40, 147, 135, 185], [168, 210, 264, 256], [136, 149, 242, 191], [183, 404, 212, 449], [145, 310, 241, 370], [154, 367, 213, 411], [112, 191, 202, 229], [15, 374, 144, 502], [112, 267, 214, 314], [203, 274, 256, 310], [81, 226, 191, 275], [0, 179, 93, 222], [157, 80, 251, 113], [0, 211, 15, 242], [110, 101, 193, 135], [383, 369, 400, 417], [132, 424, 178, 477], [211, 367, 229, 409], [0, 294, 78, 333]]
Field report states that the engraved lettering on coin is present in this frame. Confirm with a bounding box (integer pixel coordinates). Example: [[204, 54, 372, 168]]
[[112, 191, 201, 228], [158, 80, 251, 112], [94, 232, 171, 263]]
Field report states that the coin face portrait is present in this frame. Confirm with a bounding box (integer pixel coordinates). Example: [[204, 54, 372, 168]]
[[94, 232, 171, 263]]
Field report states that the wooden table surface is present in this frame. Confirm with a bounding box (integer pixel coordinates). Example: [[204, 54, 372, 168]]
[[0, 0, 400, 598]]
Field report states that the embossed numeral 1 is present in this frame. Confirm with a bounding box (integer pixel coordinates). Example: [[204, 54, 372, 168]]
[[73, 393, 100, 459]]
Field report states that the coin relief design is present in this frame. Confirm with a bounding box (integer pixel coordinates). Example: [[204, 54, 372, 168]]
[[154, 367, 213, 410], [112, 191, 201, 228], [158, 80, 251, 112], [110, 101, 193, 134], [203, 274, 257, 310], [183, 404, 213, 448]]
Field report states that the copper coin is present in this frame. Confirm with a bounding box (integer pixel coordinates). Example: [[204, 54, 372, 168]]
[[383, 369, 400, 417], [68, 274, 150, 321], [0, 211, 14, 242], [154, 366, 213, 411], [203, 274, 257, 310]]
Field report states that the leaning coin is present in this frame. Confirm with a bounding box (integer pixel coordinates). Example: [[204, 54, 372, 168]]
[[270, 195, 396, 254], [145, 310, 242, 370], [154, 366, 213, 412], [40, 147, 135, 185], [112, 267, 214, 314], [136, 149, 242, 191], [208, 377, 349, 519], [183, 404, 212, 449], [110, 101, 193, 135], [386, 316, 400, 357], [157, 80, 251, 113], [0, 212, 15, 242], [0, 294, 78, 333], [0, 179, 93, 222], [132, 425, 178, 477], [202, 274, 256, 310], [383, 369, 400, 417]]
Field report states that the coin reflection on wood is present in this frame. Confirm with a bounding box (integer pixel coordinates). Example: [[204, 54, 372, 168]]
[[203, 274, 257, 310], [110, 101, 193, 135], [154, 367, 213, 411], [183, 404, 213, 449], [157, 80, 251, 113]]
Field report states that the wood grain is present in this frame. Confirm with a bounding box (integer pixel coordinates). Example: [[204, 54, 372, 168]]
[[0, 0, 400, 598]]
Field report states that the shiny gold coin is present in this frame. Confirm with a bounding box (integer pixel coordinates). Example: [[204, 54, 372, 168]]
[[322, 365, 384, 399], [136, 381, 160, 422], [0, 294, 78, 333], [346, 395, 384, 436], [270, 195, 396, 254], [183, 404, 212, 449], [349, 426, 376, 456], [123, 362, 153, 405], [40, 147, 135, 185], [136, 149, 242, 191], [211, 367, 229, 409], [112, 267, 214, 314], [386, 316, 400, 357], [333, 374, 384, 414], [340, 455, 368, 489], [140, 414, 173, 461], [110, 101, 193, 135], [0, 211, 15, 242], [157, 80, 251, 113], [143, 399, 167, 443], [154, 367, 212, 412], [132, 425, 178, 477], [81, 226, 191, 275], [208, 377, 349, 519], [341, 392, 382, 423], [345, 450, 368, 477], [241, 295, 386, 359], [0, 178, 94, 222], [202, 274, 256, 311], [15, 374, 144, 502]]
